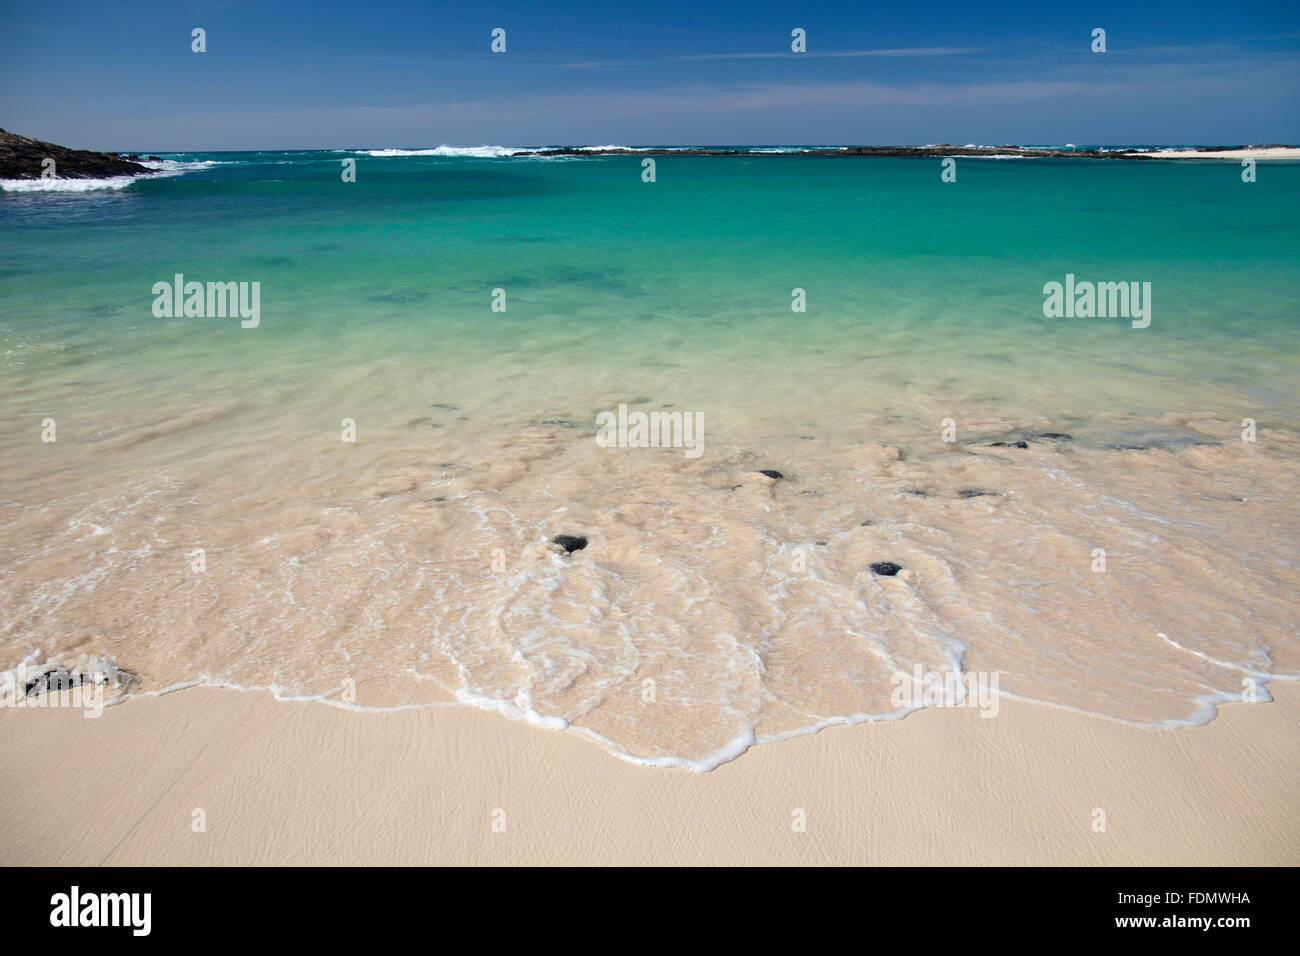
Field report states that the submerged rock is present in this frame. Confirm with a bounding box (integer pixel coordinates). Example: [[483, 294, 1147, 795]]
[[957, 489, 1000, 499], [756, 469, 784, 480], [552, 534, 588, 554], [1033, 432, 1073, 440], [9, 657, 137, 699], [989, 440, 1029, 449], [869, 561, 903, 576], [24, 667, 76, 696], [26, 671, 58, 696], [1103, 437, 1218, 451]]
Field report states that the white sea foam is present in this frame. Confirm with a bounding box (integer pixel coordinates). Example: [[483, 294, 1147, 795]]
[[0, 176, 139, 192], [140, 158, 218, 174], [0, 158, 215, 192], [454, 687, 570, 730], [52, 670, 1289, 771], [361, 145, 529, 158]]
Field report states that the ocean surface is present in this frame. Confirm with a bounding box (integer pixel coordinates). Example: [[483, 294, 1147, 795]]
[[2, 146, 1298, 768]]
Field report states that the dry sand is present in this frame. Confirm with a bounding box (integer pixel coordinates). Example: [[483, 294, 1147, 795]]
[[1148, 147, 1300, 159], [1, 681, 1296, 866]]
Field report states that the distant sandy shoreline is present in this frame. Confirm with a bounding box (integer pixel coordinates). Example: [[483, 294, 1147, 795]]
[[496, 144, 1300, 160], [6, 127, 1297, 182], [2, 681, 1295, 865], [1146, 146, 1300, 160]]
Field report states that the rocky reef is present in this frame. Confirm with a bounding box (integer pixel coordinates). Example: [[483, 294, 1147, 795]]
[[0, 128, 158, 179]]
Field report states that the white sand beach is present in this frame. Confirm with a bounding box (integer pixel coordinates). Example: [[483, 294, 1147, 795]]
[[1148, 146, 1300, 159]]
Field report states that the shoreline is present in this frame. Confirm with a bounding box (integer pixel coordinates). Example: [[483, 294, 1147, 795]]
[[2, 680, 1296, 865], [7, 129, 1299, 181], [9, 661, 1296, 772], [527, 144, 1300, 160]]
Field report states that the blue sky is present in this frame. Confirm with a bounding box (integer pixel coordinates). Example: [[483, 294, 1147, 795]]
[[2, 0, 1297, 150]]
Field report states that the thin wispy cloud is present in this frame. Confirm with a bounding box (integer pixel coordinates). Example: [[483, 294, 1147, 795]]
[[64, 54, 1291, 151], [675, 47, 981, 61], [563, 47, 980, 68]]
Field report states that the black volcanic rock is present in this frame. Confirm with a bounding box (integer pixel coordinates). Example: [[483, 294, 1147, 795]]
[[989, 440, 1029, 449], [552, 534, 588, 554], [756, 469, 784, 480], [869, 561, 903, 576], [0, 128, 156, 180], [25, 667, 73, 696]]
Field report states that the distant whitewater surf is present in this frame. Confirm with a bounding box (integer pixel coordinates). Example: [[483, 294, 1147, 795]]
[[358, 145, 530, 158], [0, 176, 140, 192], [0, 158, 215, 192]]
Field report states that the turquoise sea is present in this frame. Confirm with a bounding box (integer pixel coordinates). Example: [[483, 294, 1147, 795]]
[[4, 148, 1299, 414], [2, 148, 1298, 767]]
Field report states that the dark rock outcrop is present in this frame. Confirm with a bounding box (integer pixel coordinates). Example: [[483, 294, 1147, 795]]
[[552, 534, 588, 553], [0, 128, 156, 180], [869, 561, 903, 576], [756, 469, 784, 480]]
